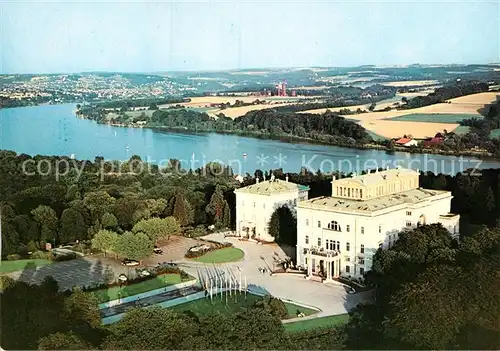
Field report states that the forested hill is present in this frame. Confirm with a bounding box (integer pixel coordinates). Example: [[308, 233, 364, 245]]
[[402, 81, 489, 109], [149, 108, 373, 146], [233, 109, 371, 144]]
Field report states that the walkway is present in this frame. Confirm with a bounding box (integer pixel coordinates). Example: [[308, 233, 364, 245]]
[[174, 235, 372, 318]]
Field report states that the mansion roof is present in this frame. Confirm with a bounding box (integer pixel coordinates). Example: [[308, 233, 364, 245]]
[[234, 178, 310, 196], [298, 187, 451, 214], [339, 168, 419, 187]]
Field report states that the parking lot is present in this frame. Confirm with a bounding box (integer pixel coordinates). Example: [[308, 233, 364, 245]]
[[7, 256, 130, 291]]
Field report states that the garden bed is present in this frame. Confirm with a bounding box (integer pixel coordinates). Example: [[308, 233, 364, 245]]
[[190, 247, 244, 263]]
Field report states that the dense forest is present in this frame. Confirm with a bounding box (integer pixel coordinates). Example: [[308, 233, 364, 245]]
[[150, 108, 372, 146], [2, 151, 500, 258], [401, 81, 489, 109]]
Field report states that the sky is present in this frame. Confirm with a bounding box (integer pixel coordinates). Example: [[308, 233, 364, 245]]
[[0, 0, 499, 74]]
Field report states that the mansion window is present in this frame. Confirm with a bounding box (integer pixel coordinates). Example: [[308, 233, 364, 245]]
[[361, 226, 365, 234], [253, 202, 255, 208], [359, 258, 365, 265], [360, 244, 364, 254], [360, 268, 365, 275], [305, 219, 309, 226], [378, 225, 382, 234], [326, 239, 335, 251], [360, 189, 363, 198], [346, 242, 350, 251], [345, 256, 350, 262], [346, 225, 350, 232], [317, 238, 321, 247], [345, 265, 350, 273], [336, 241, 340, 251], [305, 235, 309, 244], [317, 221, 321, 228], [406, 221, 412, 227], [328, 221, 341, 231], [406, 211, 412, 216]]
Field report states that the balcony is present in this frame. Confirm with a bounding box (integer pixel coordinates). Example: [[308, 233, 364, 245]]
[[304, 247, 340, 258]]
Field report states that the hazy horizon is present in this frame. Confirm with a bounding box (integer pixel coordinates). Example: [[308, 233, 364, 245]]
[[1, 0, 498, 74]]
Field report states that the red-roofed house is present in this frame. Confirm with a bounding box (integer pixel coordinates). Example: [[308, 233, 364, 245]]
[[395, 137, 418, 147], [423, 133, 445, 147]]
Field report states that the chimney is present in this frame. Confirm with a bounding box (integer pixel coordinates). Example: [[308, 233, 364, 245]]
[[285, 176, 289, 182], [256, 178, 259, 184], [331, 175, 336, 196]]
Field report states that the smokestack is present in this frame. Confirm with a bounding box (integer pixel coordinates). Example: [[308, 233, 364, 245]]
[[331, 175, 336, 197]]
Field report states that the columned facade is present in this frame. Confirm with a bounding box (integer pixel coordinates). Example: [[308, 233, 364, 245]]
[[296, 168, 460, 279], [304, 248, 342, 282]]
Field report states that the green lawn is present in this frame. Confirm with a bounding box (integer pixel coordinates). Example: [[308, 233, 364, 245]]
[[169, 292, 316, 318], [0, 259, 52, 273], [490, 129, 500, 138], [92, 273, 183, 303], [191, 247, 244, 264], [283, 314, 350, 333], [366, 130, 387, 141], [388, 113, 482, 123], [453, 125, 471, 135]]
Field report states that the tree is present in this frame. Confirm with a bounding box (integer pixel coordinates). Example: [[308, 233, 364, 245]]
[[268, 206, 297, 245], [102, 307, 198, 350], [83, 191, 116, 223], [91, 230, 119, 257], [222, 200, 231, 228], [206, 187, 225, 227], [59, 208, 87, 243], [101, 212, 118, 230], [31, 205, 58, 242], [38, 332, 92, 350], [115, 231, 153, 261], [172, 193, 194, 226], [132, 217, 180, 243]]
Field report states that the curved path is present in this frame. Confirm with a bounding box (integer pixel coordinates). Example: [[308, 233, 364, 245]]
[[174, 234, 372, 318]]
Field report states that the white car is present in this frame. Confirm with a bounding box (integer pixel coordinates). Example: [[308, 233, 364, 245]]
[[121, 259, 139, 266]]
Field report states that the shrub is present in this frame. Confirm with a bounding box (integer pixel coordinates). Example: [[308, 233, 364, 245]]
[[6, 254, 21, 261], [183, 225, 208, 238], [252, 296, 288, 319], [184, 241, 233, 259], [53, 252, 78, 262], [31, 250, 53, 260]]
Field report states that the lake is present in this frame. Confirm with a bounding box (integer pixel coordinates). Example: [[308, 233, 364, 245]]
[[2, 103, 500, 175]]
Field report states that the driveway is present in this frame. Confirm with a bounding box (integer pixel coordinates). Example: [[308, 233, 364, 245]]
[[174, 235, 372, 317]]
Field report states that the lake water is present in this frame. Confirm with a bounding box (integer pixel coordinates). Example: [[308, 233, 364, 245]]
[[2, 103, 500, 175]]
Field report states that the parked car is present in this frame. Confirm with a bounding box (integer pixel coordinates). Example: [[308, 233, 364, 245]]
[[153, 247, 163, 254], [121, 259, 139, 266]]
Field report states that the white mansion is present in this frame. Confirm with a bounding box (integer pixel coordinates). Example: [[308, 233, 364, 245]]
[[296, 167, 459, 281], [234, 175, 309, 242], [234, 167, 459, 281]]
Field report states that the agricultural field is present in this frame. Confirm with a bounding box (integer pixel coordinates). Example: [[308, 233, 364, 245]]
[[299, 92, 498, 139], [358, 120, 459, 139], [490, 129, 500, 138], [388, 113, 482, 124], [381, 80, 439, 87]]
